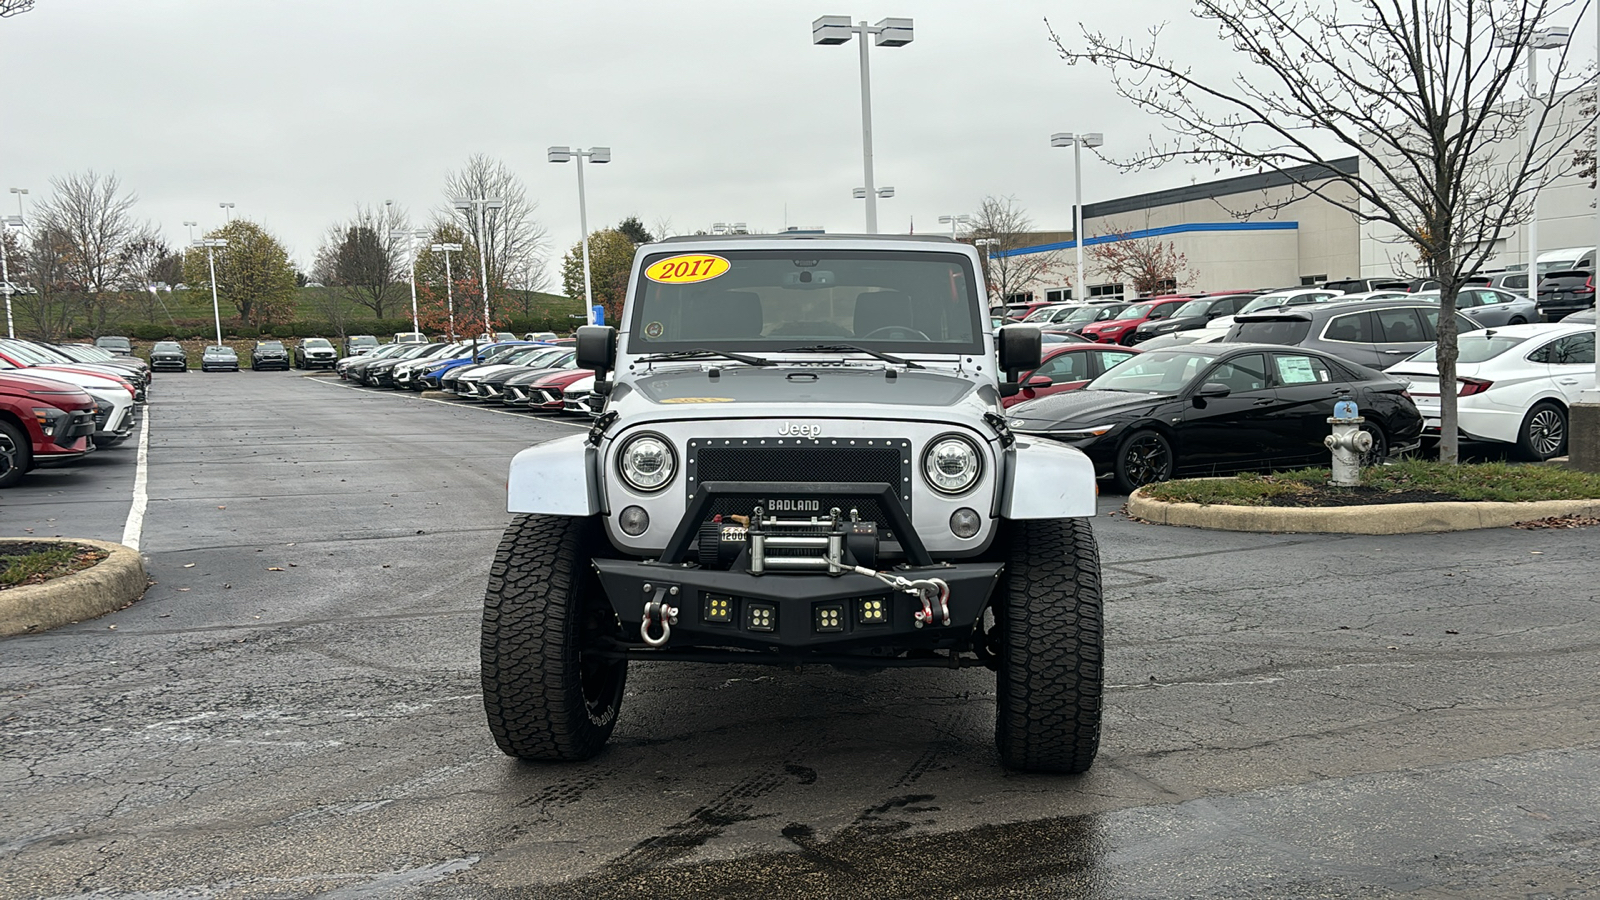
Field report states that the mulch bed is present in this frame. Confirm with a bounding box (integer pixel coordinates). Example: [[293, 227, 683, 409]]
[[1250, 485, 1460, 507], [1514, 514, 1600, 529], [0, 541, 107, 591]]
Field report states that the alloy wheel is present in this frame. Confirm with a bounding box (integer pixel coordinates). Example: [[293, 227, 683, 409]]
[[1123, 433, 1171, 486], [0, 432, 16, 478], [1528, 408, 1565, 457]]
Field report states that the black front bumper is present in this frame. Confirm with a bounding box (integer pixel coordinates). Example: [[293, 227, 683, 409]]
[[592, 559, 1002, 655]]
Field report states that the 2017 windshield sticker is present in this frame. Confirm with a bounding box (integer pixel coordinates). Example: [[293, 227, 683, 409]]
[[660, 397, 734, 403], [644, 321, 665, 338], [645, 254, 730, 285]]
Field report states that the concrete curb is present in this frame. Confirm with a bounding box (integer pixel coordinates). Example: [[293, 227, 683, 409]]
[[1125, 491, 1600, 534], [420, 390, 452, 399], [0, 539, 147, 637]]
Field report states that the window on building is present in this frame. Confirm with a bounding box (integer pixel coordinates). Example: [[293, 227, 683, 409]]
[[1088, 283, 1125, 299], [1300, 274, 1328, 286], [1003, 292, 1034, 306], [1045, 288, 1073, 303], [1150, 279, 1177, 295]]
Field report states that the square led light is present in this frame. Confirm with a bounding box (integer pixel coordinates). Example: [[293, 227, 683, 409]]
[[704, 594, 733, 624], [815, 604, 844, 633], [859, 598, 888, 625], [746, 603, 776, 633]]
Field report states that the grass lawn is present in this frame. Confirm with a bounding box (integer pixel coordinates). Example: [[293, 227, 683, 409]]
[[0, 542, 105, 589], [1140, 460, 1600, 506]]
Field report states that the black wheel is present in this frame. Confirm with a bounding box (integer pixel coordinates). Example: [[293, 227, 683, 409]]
[[1508, 316, 1527, 325], [0, 419, 33, 488], [1515, 401, 1567, 461], [482, 514, 627, 761], [1359, 421, 1389, 467], [1112, 428, 1174, 494], [994, 517, 1104, 774]]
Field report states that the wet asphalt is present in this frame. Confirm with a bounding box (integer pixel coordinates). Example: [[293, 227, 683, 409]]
[[1, 370, 1597, 899]]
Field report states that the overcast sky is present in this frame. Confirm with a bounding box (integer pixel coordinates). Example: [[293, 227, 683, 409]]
[[4, 0, 1595, 288]]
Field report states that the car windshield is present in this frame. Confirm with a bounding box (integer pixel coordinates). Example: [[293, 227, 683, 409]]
[[1086, 349, 1220, 393], [626, 248, 982, 355], [2, 342, 64, 364], [1063, 304, 1125, 324], [258, 342, 285, 351], [1023, 306, 1066, 322], [97, 337, 130, 349], [154, 342, 181, 351], [206, 346, 232, 354], [1410, 335, 1528, 363], [303, 338, 332, 349], [1173, 299, 1213, 317], [1117, 303, 1153, 319], [1239, 296, 1298, 314]]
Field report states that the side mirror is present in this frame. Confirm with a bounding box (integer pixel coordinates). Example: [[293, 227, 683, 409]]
[[1026, 375, 1053, 388], [1194, 382, 1231, 399], [575, 325, 616, 373], [997, 323, 1042, 384]]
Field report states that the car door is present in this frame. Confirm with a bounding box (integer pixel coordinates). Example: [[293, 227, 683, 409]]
[[1092, 348, 1138, 379], [1015, 349, 1094, 403], [1458, 289, 1508, 327], [1176, 352, 1284, 474], [1317, 310, 1379, 366], [1370, 307, 1433, 368], [1545, 332, 1596, 404], [1265, 351, 1346, 465]]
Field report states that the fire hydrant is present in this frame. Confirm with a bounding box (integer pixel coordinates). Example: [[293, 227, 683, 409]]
[[1324, 397, 1372, 487]]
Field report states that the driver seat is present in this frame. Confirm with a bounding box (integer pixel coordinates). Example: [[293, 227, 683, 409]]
[[853, 291, 912, 338]]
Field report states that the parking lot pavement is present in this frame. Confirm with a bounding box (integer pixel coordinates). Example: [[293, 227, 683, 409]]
[[2, 371, 1598, 898], [0, 425, 140, 543]]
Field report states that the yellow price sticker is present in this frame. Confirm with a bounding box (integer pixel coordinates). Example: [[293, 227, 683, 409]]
[[659, 397, 735, 404], [645, 254, 730, 285]]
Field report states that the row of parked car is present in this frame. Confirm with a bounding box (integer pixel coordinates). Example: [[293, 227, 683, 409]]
[[334, 338, 600, 417], [0, 339, 151, 488], [998, 289, 1594, 488]]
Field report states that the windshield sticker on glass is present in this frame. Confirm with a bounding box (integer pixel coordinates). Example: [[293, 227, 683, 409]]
[[644, 321, 665, 339], [645, 254, 730, 285], [660, 397, 734, 403]]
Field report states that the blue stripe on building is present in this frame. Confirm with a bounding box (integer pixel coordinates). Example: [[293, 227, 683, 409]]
[[992, 221, 1300, 258]]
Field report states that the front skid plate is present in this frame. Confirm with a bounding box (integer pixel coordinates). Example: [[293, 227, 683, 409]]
[[592, 559, 1002, 652]]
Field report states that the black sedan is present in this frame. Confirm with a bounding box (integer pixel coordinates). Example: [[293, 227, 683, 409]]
[[1006, 344, 1423, 494], [250, 340, 291, 371]]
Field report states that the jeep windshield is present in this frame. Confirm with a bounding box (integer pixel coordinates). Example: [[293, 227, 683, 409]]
[[626, 249, 983, 356]]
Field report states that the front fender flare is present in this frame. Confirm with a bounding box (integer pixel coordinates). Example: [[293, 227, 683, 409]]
[[1000, 437, 1098, 519], [507, 434, 604, 516]]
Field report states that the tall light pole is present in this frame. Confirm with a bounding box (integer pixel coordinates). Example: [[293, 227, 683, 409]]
[[548, 146, 611, 321], [1521, 27, 1572, 302], [1577, 13, 1600, 472], [431, 242, 463, 340], [814, 16, 913, 235], [1, 214, 22, 339], [183, 220, 198, 245], [974, 237, 998, 306], [8, 187, 26, 219], [938, 214, 972, 238], [219, 202, 235, 223], [451, 196, 507, 337], [1051, 132, 1105, 300], [195, 238, 228, 346], [390, 228, 427, 337]]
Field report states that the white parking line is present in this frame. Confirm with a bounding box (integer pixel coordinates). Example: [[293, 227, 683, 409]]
[[120, 408, 151, 551]]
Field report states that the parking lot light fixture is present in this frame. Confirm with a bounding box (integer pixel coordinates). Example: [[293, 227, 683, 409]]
[[8, 187, 26, 219], [549, 147, 611, 317], [183, 220, 198, 245], [390, 229, 429, 337], [431, 242, 464, 340], [1051, 132, 1105, 300], [219, 202, 235, 223], [195, 238, 229, 346], [938, 214, 972, 238], [814, 16, 913, 235], [451, 198, 506, 337], [1, 214, 23, 338]]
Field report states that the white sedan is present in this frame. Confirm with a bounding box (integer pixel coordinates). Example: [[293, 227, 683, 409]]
[[1385, 322, 1595, 460]]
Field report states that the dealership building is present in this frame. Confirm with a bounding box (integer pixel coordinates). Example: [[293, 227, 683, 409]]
[[996, 104, 1595, 303]]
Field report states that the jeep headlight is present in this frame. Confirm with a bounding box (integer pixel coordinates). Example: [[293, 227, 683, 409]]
[[618, 433, 676, 492], [923, 435, 982, 494]]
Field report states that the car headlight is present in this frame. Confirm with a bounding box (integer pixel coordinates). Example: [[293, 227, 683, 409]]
[[1052, 425, 1115, 440], [923, 434, 982, 494], [617, 432, 676, 492]]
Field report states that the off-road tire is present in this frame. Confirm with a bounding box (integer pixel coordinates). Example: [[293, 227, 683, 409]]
[[0, 419, 34, 488], [994, 517, 1104, 774], [482, 514, 627, 761]]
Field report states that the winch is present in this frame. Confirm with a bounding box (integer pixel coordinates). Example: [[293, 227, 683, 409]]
[[697, 506, 879, 574]]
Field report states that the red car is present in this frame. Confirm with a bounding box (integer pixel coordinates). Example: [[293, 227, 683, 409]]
[[520, 368, 593, 413], [0, 372, 99, 487], [1076, 296, 1191, 345], [1004, 344, 1143, 408]]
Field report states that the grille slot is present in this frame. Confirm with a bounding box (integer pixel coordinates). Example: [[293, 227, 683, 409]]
[[686, 439, 913, 535]]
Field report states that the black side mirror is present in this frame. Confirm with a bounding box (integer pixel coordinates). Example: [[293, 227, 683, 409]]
[[1194, 382, 1231, 399], [997, 324, 1042, 388], [576, 325, 617, 393]]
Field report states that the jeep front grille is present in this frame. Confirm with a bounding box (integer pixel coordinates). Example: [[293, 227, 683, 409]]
[[686, 439, 912, 531]]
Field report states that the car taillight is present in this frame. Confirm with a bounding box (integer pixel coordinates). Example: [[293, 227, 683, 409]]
[[1582, 276, 1594, 294], [1457, 377, 1493, 396]]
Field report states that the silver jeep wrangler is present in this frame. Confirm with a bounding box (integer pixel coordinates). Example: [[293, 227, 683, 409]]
[[482, 234, 1104, 773]]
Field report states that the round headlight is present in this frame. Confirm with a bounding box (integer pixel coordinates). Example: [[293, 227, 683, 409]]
[[618, 433, 676, 492], [923, 435, 982, 494]]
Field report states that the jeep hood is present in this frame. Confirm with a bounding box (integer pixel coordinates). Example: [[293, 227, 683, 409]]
[[623, 366, 979, 408]]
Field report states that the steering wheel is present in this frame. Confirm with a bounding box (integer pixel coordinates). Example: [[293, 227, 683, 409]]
[[860, 326, 932, 341]]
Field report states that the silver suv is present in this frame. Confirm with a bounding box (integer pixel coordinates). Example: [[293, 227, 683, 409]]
[[481, 234, 1104, 773]]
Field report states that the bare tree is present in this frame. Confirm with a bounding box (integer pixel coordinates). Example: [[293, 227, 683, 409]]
[[970, 195, 1067, 306], [13, 224, 81, 340], [1089, 218, 1198, 295], [0, 0, 36, 18], [314, 203, 407, 320], [29, 171, 156, 337], [1052, 0, 1595, 463], [437, 155, 549, 306]]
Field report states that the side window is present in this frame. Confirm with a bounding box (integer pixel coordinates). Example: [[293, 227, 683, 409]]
[[1097, 350, 1136, 373], [1147, 303, 1175, 320], [1551, 333, 1596, 365], [1374, 308, 1426, 343], [1324, 312, 1372, 342], [1034, 352, 1086, 381], [1455, 292, 1480, 308], [1527, 340, 1553, 364], [1272, 353, 1334, 385], [1477, 290, 1505, 306], [1207, 353, 1269, 393]]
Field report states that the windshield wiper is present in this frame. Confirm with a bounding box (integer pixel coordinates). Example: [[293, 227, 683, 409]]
[[780, 344, 926, 369], [636, 348, 774, 367]]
